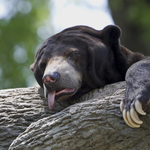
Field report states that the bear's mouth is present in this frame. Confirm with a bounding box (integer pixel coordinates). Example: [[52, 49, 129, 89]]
[[43, 84, 76, 109], [55, 88, 76, 98]]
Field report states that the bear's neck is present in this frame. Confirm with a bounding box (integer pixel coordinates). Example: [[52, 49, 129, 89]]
[[120, 45, 145, 68]]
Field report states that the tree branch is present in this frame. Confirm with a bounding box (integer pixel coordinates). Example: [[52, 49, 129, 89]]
[[0, 82, 150, 150]]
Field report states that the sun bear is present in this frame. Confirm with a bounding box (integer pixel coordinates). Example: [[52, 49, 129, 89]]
[[30, 25, 149, 128]]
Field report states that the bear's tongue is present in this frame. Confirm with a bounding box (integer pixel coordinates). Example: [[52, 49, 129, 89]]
[[48, 91, 55, 109], [47, 89, 75, 109]]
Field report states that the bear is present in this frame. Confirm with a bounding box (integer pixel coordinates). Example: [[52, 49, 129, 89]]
[[30, 25, 149, 128]]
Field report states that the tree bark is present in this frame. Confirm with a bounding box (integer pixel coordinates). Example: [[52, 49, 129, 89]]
[[0, 82, 150, 150]]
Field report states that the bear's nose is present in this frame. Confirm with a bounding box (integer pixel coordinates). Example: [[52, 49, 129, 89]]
[[43, 72, 60, 85]]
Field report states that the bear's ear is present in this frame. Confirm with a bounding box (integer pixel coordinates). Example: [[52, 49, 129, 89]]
[[31, 62, 43, 88], [30, 60, 43, 87], [30, 63, 34, 72], [100, 25, 121, 44]]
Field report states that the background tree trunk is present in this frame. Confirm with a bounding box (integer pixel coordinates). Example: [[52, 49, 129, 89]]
[[108, 0, 150, 55], [0, 82, 150, 150]]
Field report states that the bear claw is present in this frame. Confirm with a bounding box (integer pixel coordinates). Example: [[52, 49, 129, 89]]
[[127, 111, 140, 127], [130, 107, 143, 124], [135, 100, 146, 115], [121, 100, 146, 128], [43, 84, 47, 98], [123, 109, 140, 128], [120, 101, 123, 113], [123, 109, 135, 128]]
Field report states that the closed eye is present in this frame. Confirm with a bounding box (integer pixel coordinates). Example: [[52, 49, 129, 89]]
[[39, 59, 47, 71], [40, 62, 46, 69], [68, 51, 80, 59]]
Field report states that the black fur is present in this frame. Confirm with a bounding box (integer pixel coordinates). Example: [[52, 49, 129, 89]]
[[31, 25, 147, 105]]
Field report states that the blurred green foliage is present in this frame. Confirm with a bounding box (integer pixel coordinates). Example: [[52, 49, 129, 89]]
[[1, 0, 150, 89], [0, 0, 51, 89]]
